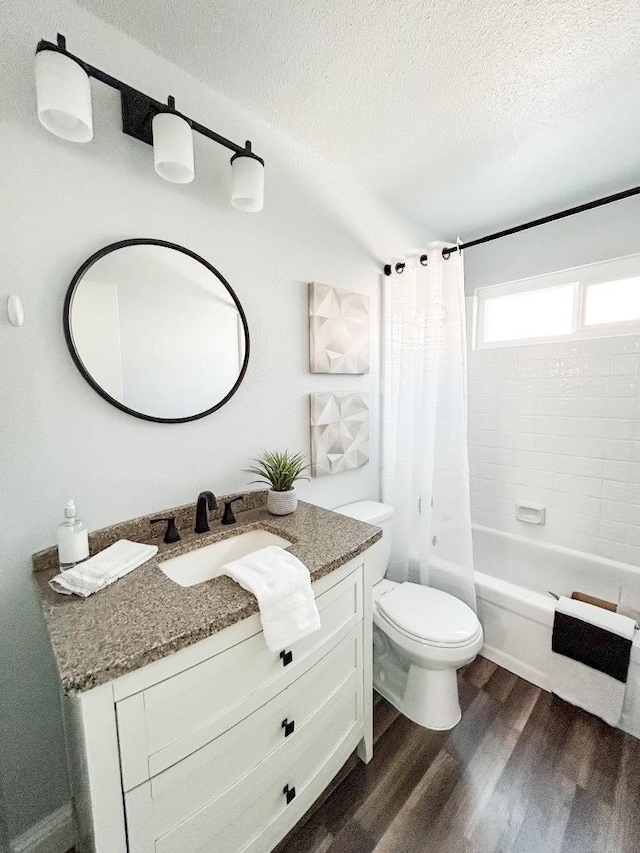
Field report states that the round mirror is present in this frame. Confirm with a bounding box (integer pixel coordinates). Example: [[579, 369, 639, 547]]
[[64, 239, 250, 423]]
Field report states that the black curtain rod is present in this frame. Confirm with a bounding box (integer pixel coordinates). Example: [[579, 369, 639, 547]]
[[383, 184, 640, 275]]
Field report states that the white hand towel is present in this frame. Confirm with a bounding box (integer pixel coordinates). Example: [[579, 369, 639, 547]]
[[223, 545, 321, 652], [49, 540, 158, 597], [551, 596, 636, 726], [556, 596, 636, 637]]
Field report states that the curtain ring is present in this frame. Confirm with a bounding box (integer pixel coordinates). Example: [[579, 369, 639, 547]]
[[395, 262, 405, 274], [442, 247, 451, 260], [419, 254, 428, 266]]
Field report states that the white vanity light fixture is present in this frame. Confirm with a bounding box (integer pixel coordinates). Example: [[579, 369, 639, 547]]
[[152, 100, 195, 184], [231, 143, 264, 212], [35, 37, 93, 142], [34, 34, 265, 209]]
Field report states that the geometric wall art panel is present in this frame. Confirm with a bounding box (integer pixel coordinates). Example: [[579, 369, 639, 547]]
[[310, 392, 370, 477], [309, 282, 370, 374]]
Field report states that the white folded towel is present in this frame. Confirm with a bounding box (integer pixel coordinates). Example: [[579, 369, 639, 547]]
[[223, 545, 321, 652], [49, 540, 158, 597], [551, 596, 636, 726]]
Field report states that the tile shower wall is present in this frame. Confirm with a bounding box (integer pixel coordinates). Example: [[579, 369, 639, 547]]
[[467, 332, 640, 565]]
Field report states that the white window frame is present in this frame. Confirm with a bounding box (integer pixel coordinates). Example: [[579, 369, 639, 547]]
[[473, 252, 640, 349]]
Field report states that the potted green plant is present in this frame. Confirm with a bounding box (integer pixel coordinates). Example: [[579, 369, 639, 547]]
[[246, 450, 310, 515]]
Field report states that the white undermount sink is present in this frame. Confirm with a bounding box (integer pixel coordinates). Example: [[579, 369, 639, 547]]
[[158, 529, 292, 587]]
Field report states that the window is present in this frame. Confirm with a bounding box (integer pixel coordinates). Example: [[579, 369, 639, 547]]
[[474, 253, 640, 348], [482, 284, 576, 344], [584, 277, 640, 326]]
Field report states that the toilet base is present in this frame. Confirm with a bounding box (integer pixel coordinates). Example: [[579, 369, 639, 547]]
[[404, 665, 462, 730], [374, 664, 462, 730], [373, 623, 472, 730]]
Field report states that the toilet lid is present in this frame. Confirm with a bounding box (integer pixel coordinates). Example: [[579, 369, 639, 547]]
[[378, 582, 479, 645]]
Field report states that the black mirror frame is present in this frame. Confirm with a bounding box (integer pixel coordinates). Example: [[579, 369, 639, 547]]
[[63, 238, 250, 424]]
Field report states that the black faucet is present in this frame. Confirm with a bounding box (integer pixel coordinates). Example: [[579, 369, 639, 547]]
[[195, 491, 218, 534]]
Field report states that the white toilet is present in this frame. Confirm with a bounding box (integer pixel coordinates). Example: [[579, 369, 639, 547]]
[[335, 500, 483, 730]]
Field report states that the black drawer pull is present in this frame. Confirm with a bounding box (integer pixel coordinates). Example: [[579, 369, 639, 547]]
[[282, 718, 295, 737], [280, 649, 293, 667], [283, 784, 296, 804]]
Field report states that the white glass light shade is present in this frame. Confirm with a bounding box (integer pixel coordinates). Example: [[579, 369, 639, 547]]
[[35, 50, 93, 143], [152, 112, 194, 184], [231, 155, 264, 212]]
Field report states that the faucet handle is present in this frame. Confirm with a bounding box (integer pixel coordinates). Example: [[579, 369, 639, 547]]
[[221, 496, 244, 525], [150, 516, 181, 544]]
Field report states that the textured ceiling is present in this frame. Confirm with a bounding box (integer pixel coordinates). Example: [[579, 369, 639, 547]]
[[76, 0, 640, 239]]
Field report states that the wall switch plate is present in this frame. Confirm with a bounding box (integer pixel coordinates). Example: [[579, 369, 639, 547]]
[[516, 502, 545, 525], [7, 294, 24, 326]]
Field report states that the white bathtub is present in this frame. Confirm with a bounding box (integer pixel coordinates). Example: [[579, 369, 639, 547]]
[[472, 524, 640, 739]]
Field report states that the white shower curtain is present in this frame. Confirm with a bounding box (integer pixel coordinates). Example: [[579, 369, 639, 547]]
[[382, 244, 476, 611]]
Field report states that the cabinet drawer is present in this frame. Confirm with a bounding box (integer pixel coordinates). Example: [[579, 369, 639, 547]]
[[126, 669, 363, 853], [149, 630, 360, 837], [117, 567, 362, 788]]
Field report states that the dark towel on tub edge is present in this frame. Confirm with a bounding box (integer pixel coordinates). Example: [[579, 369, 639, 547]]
[[552, 611, 632, 683]]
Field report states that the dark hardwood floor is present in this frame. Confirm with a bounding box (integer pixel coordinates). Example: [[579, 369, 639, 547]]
[[278, 657, 640, 853]]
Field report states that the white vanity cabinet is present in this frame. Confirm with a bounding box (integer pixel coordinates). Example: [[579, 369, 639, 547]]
[[65, 556, 372, 853]]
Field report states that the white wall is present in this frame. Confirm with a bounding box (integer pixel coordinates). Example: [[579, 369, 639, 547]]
[[0, 0, 419, 841], [464, 196, 640, 561]]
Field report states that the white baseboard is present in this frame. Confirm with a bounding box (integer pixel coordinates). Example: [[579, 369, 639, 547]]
[[10, 804, 74, 853]]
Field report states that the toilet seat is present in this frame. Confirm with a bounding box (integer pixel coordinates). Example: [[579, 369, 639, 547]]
[[377, 582, 481, 648]]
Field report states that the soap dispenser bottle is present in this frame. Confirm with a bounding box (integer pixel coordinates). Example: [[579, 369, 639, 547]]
[[57, 500, 90, 570]]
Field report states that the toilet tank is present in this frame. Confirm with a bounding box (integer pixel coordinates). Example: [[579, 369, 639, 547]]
[[333, 500, 394, 583]]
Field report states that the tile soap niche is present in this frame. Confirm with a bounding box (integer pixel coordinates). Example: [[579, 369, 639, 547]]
[[516, 502, 546, 525]]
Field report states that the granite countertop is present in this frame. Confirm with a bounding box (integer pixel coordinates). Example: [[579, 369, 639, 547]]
[[32, 493, 381, 695]]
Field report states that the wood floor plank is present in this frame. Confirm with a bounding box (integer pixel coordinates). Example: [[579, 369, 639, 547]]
[[426, 712, 522, 848], [463, 655, 498, 689], [556, 712, 598, 788], [281, 658, 640, 853], [584, 717, 625, 805], [458, 671, 480, 714], [342, 723, 448, 846], [372, 696, 400, 744], [304, 714, 446, 850], [497, 677, 541, 732], [509, 769, 576, 853], [486, 683, 613, 853], [342, 689, 506, 853], [605, 734, 640, 853], [483, 666, 519, 704], [370, 749, 461, 853], [374, 693, 497, 853], [277, 821, 334, 853], [558, 787, 612, 853], [322, 821, 375, 853], [467, 690, 575, 852], [444, 688, 500, 768]]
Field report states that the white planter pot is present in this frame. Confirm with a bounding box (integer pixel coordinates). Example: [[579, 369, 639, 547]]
[[267, 489, 298, 515]]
